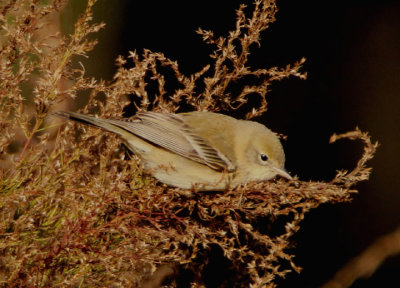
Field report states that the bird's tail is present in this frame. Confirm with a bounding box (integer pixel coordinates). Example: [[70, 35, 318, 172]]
[[53, 111, 129, 137]]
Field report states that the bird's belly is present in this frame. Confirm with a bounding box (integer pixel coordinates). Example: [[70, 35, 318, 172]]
[[125, 136, 233, 190], [143, 149, 231, 190]]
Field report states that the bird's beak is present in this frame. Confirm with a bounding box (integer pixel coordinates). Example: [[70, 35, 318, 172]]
[[272, 167, 292, 180]]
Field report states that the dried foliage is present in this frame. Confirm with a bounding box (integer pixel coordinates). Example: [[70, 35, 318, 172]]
[[0, 0, 377, 287]]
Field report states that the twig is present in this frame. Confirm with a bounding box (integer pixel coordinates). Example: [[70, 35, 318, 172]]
[[320, 226, 400, 288]]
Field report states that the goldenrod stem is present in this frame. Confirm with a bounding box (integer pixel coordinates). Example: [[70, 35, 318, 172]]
[[17, 117, 43, 163]]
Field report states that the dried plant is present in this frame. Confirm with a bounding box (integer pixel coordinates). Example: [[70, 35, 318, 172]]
[[0, 0, 377, 287]]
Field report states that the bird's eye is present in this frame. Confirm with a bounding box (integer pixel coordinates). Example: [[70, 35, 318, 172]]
[[260, 154, 268, 162]]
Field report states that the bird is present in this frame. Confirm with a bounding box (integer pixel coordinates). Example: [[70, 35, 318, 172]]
[[53, 111, 291, 190]]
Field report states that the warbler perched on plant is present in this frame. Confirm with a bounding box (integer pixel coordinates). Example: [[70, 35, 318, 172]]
[[54, 111, 291, 190]]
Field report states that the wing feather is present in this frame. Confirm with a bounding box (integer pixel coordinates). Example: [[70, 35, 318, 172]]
[[110, 112, 235, 171]]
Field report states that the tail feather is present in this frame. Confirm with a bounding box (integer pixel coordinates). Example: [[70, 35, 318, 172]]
[[53, 111, 127, 137]]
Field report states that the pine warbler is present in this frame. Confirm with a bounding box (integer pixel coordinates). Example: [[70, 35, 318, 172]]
[[54, 111, 291, 190]]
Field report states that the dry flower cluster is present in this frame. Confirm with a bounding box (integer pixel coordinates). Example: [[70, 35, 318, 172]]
[[0, 0, 377, 287]]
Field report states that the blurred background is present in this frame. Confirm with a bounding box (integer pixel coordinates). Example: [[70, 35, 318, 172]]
[[62, 0, 400, 287]]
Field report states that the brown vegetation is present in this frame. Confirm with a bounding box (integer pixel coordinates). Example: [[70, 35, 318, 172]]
[[0, 0, 376, 287]]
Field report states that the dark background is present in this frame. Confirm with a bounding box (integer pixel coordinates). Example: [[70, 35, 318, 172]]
[[63, 1, 400, 287]]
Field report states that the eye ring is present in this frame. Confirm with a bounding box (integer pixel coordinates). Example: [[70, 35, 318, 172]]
[[260, 154, 268, 162]]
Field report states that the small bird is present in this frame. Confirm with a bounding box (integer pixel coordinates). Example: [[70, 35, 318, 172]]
[[54, 111, 291, 190]]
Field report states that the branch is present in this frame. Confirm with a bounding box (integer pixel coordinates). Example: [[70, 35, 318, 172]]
[[320, 226, 400, 288]]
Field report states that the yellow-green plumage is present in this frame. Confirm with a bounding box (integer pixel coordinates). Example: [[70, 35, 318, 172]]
[[54, 111, 291, 190]]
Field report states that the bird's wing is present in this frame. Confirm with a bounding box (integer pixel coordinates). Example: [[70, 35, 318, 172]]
[[106, 112, 235, 172]]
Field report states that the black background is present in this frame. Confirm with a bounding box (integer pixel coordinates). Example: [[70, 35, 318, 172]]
[[63, 1, 400, 287]]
